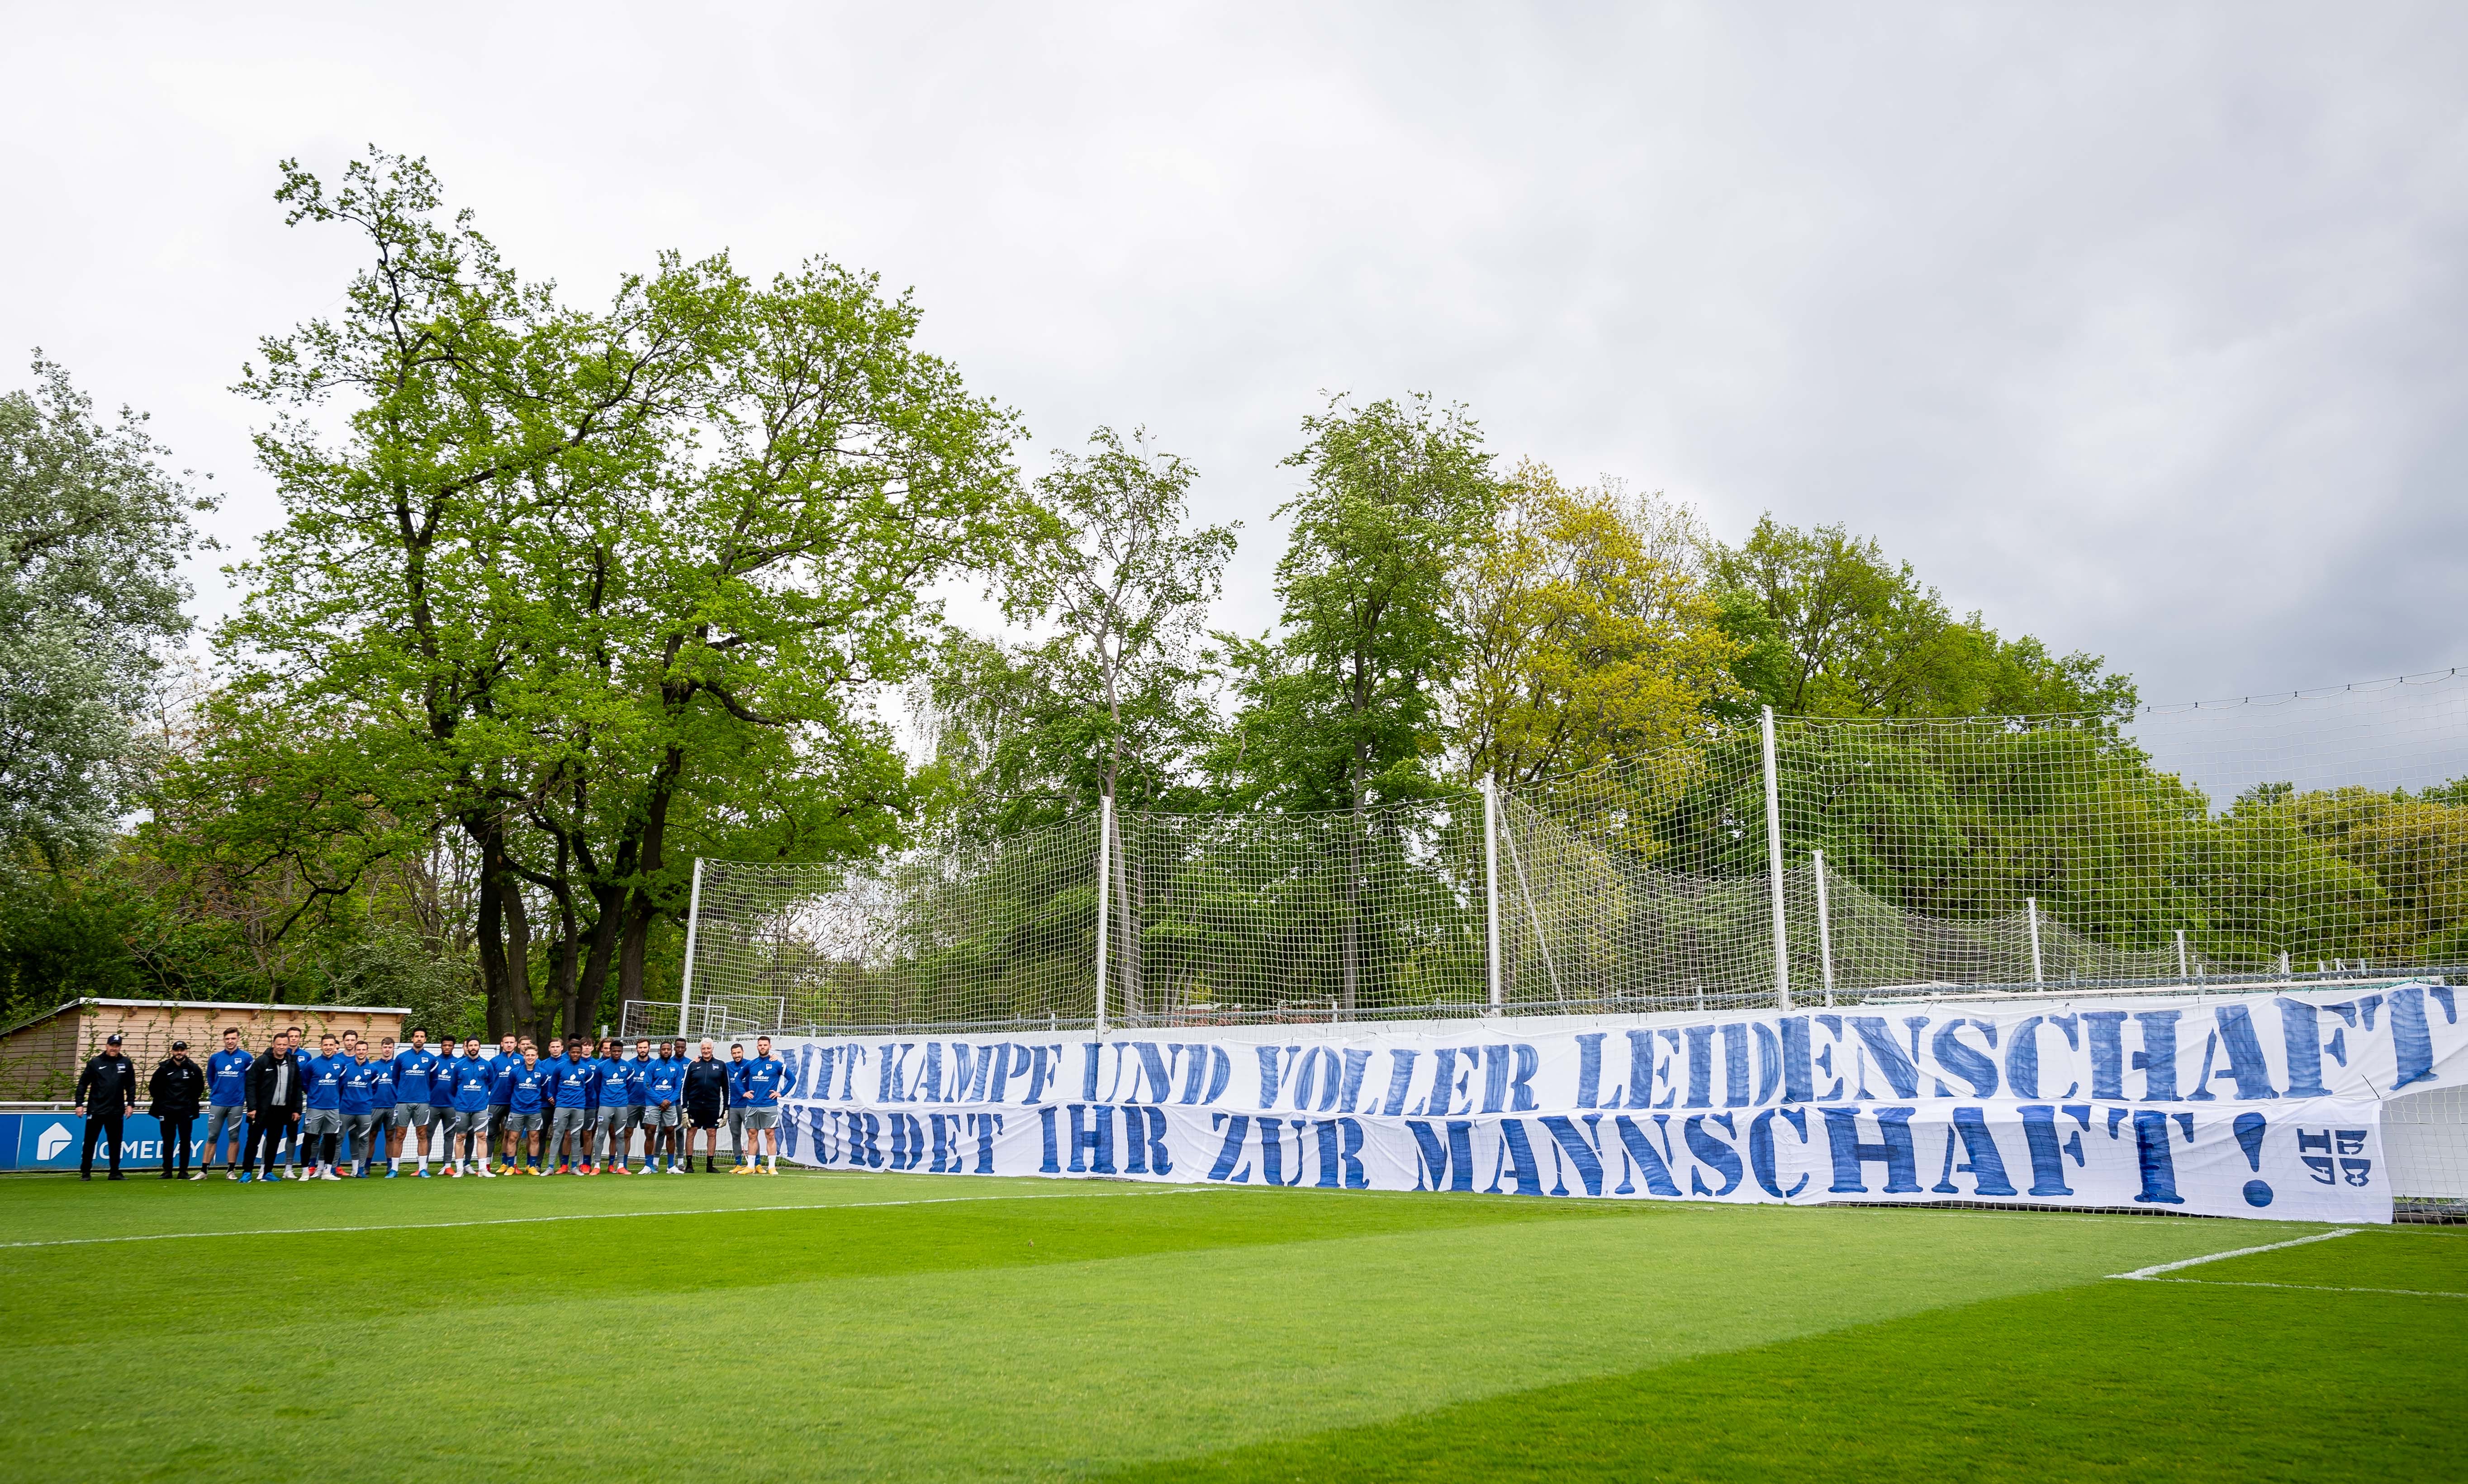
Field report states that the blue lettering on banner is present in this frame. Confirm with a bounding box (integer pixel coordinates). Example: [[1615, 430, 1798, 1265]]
[[1539, 1115, 1608, 1197], [1932, 1019, 1999, 1099], [1684, 1113, 1742, 1197], [757, 982, 2438, 1222], [1611, 1115, 1683, 1197], [1409, 1119, 1473, 1192], [1748, 1107, 1810, 1198], [1312, 1118, 1365, 1189], [1822, 1106, 1921, 1194], [1207, 1113, 1253, 1183]]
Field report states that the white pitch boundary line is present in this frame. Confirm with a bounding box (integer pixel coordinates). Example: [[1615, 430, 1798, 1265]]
[[2135, 1278, 2467, 1299], [2109, 1227, 2360, 1280], [0, 1185, 1212, 1251]]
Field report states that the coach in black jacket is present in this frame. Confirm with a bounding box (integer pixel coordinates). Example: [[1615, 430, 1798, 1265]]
[[247, 1036, 305, 1180], [74, 1034, 140, 1180], [682, 1040, 731, 1172], [150, 1042, 208, 1180]]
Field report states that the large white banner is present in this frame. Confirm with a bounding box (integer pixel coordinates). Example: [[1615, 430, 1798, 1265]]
[[768, 983, 2465, 1223]]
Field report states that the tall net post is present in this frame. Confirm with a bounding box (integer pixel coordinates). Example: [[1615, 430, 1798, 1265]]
[[1761, 705, 1791, 1010], [678, 856, 704, 1034], [1483, 775, 1503, 1015]]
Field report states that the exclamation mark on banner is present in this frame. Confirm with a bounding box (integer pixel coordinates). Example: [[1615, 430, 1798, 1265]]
[[2233, 1111, 2271, 1207]]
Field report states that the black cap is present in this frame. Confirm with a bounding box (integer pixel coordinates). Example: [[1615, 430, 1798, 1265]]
[[105, 1033, 123, 1045], [171, 1039, 188, 1050]]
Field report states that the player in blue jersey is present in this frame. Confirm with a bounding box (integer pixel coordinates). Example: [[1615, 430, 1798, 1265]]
[[504, 1047, 551, 1174], [364, 1037, 399, 1176], [205, 1027, 253, 1179], [485, 1033, 520, 1172], [725, 1042, 750, 1169], [281, 1026, 312, 1178], [596, 1041, 641, 1173], [734, 1035, 791, 1175], [546, 1039, 597, 1174], [337, 1035, 378, 1177], [640, 1040, 685, 1173], [625, 1038, 655, 1170], [390, 1029, 441, 1176], [301, 1034, 347, 1181], [444, 1037, 495, 1176]]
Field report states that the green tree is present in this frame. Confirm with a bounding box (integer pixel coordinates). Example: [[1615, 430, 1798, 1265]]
[[923, 428, 1234, 1019], [1219, 394, 1495, 1010], [220, 149, 1025, 1038], [1711, 517, 2135, 721], [0, 356, 214, 865], [1451, 462, 1740, 790]]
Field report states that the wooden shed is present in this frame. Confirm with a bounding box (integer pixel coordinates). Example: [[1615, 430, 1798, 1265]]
[[0, 999, 411, 1101]]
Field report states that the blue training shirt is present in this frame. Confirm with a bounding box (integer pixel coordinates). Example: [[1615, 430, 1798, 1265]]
[[367, 1057, 398, 1110], [624, 1057, 648, 1107], [447, 1056, 494, 1113], [551, 1057, 596, 1110], [338, 1057, 375, 1116], [487, 1052, 519, 1107], [598, 1057, 634, 1109], [207, 1048, 253, 1108], [642, 1057, 683, 1107], [393, 1046, 440, 1105], [508, 1063, 550, 1115], [740, 1055, 788, 1109], [304, 1053, 346, 1111]]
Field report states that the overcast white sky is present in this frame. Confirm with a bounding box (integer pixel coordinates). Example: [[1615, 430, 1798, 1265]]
[[5, 3, 2464, 707]]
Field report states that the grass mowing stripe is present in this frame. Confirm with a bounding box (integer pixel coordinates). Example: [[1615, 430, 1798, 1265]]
[[2135, 1278, 2468, 1298], [0, 1183, 1208, 1249], [0, 1185, 1638, 1352], [1092, 1268, 2466, 1482], [2109, 1226, 2358, 1278]]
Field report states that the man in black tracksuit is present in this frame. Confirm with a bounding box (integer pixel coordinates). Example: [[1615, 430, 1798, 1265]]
[[682, 1040, 732, 1173], [247, 1034, 305, 1180], [75, 1034, 140, 1180], [150, 1041, 208, 1179]]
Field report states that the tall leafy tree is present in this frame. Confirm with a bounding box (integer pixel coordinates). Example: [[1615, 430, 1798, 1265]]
[[1711, 516, 2136, 721], [0, 357, 214, 865], [923, 428, 1234, 1019], [511, 256, 1025, 1033], [225, 149, 715, 1034], [1220, 394, 1495, 1009], [1451, 462, 1740, 790], [221, 149, 1025, 1037]]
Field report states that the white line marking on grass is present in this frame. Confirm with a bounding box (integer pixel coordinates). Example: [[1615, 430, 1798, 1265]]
[[2109, 1228, 2361, 1280], [2135, 1278, 2468, 1299], [0, 1186, 1211, 1251]]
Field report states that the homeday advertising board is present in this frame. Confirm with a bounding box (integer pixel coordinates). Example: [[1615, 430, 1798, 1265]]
[[766, 983, 2464, 1223]]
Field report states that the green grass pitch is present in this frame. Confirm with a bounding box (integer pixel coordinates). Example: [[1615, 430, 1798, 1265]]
[[0, 1170, 2458, 1482]]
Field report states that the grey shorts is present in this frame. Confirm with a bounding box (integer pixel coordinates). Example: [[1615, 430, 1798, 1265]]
[[505, 1111, 543, 1136], [551, 1107, 589, 1141], [302, 1109, 342, 1136], [450, 1107, 490, 1135], [205, 1106, 247, 1141], [740, 1106, 779, 1131], [610, 1105, 641, 1129], [389, 1104, 433, 1129], [340, 1112, 377, 1142], [639, 1104, 679, 1128]]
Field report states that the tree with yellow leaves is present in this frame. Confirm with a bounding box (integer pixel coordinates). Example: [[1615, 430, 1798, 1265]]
[[1449, 462, 1742, 791]]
